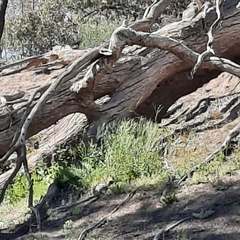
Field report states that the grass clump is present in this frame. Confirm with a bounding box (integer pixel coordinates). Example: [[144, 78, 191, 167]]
[[5, 118, 169, 205], [57, 118, 168, 191], [102, 119, 164, 182]]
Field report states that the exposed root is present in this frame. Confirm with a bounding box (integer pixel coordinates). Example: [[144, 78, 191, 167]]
[[78, 188, 138, 240], [153, 216, 190, 240]]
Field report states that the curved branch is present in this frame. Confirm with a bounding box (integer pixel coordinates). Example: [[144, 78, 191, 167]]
[[0, 1, 239, 204], [0, 0, 176, 209], [190, 0, 224, 78], [133, 0, 175, 31]]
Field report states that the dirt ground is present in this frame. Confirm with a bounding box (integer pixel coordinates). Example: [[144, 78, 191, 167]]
[[1, 169, 240, 240], [1, 69, 240, 240]]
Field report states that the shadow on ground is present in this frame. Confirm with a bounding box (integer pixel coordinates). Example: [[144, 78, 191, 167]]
[[1, 177, 240, 240]]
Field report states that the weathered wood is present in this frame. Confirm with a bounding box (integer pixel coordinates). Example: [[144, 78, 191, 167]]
[[0, 0, 8, 42], [0, 0, 239, 158]]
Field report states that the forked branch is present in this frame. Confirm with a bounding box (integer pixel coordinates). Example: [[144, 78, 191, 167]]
[[0, 1, 239, 232], [0, 0, 175, 229]]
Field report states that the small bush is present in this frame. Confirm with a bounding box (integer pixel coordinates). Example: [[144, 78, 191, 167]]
[[65, 118, 166, 189], [6, 118, 166, 203], [6, 162, 59, 204], [102, 119, 163, 182]]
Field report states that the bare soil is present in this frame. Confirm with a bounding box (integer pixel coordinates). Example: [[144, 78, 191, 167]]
[[1, 170, 240, 240], [1, 70, 240, 239]]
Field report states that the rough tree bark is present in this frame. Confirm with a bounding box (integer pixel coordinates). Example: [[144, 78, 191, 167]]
[[0, 0, 240, 206], [0, 0, 8, 43], [0, 0, 239, 156]]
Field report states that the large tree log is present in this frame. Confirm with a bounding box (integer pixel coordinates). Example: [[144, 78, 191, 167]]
[[0, 0, 239, 157], [0, 0, 8, 43], [0, 0, 240, 223]]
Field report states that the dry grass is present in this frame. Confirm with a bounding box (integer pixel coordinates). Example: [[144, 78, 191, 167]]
[[1, 119, 240, 238]]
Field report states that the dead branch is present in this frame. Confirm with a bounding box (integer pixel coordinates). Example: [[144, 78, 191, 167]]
[[0, 0, 173, 228], [153, 216, 190, 240], [0, 0, 239, 221], [190, 0, 224, 78], [0, 51, 91, 226], [178, 119, 240, 185], [78, 188, 137, 240]]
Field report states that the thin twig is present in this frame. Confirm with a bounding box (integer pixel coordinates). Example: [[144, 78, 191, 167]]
[[78, 188, 138, 240], [178, 120, 240, 185], [153, 216, 191, 240]]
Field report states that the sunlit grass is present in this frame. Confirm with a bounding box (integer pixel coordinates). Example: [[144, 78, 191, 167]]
[[3, 118, 240, 232]]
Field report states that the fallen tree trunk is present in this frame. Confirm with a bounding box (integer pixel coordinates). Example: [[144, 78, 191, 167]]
[[0, 0, 239, 227], [1, 0, 239, 158]]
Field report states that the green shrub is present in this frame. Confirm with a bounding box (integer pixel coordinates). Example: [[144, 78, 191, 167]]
[[3, 0, 123, 56], [6, 118, 166, 203], [6, 162, 59, 204], [102, 119, 163, 182], [67, 118, 165, 189]]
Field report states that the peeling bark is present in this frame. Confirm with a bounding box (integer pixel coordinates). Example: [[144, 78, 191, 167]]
[[0, 0, 240, 208], [0, 0, 239, 156]]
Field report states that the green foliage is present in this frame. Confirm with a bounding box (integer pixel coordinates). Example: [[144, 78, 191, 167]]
[[6, 118, 165, 203], [4, 0, 121, 56], [176, 231, 190, 240], [41, 118, 165, 192], [6, 7, 80, 55], [102, 119, 163, 182], [2, 0, 192, 57], [193, 152, 225, 181], [63, 219, 73, 232], [6, 173, 29, 203], [61, 118, 165, 189], [55, 166, 82, 189], [79, 19, 121, 49], [6, 162, 59, 204], [160, 192, 178, 205]]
